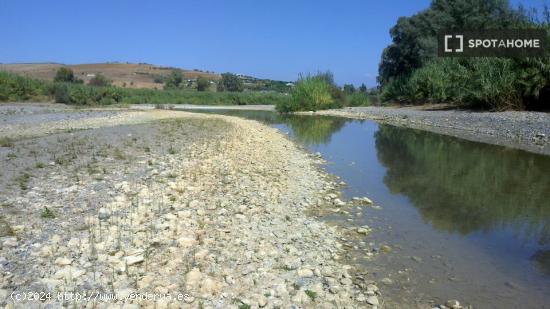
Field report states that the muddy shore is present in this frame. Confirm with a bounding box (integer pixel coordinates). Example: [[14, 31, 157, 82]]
[[0, 104, 379, 308]]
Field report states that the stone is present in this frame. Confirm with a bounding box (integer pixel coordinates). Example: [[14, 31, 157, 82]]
[[297, 268, 314, 278], [258, 295, 268, 307], [446, 299, 461, 309], [0, 289, 8, 303], [54, 267, 86, 280], [98, 208, 110, 220], [366, 284, 378, 293], [137, 275, 155, 289], [177, 237, 197, 248], [353, 196, 373, 204], [291, 290, 310, 304], [333, 198, 346, 206], [183, 295, 195, 303], [411, 256, 423, 263], [380, 245, 392, 253], [200, 277, 221, 295], [340, 277, 353, 285], [366, 295, 379, 306], [54, 257, 73, 266], [124, 255, 144, 266], [2, 237, 17, 247], [185, 268, 202, 290], [381, 277, 393, 285]]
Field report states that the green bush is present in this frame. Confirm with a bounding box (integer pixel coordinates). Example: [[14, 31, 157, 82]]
[[220, 73, 244, 92], [53, 83, 70, 103], [196, 76, 210, 92], [276, 74, 335, 113], [0, 71, 49, 102], [380, 76, 412, 103], [88, 74, 111, 87], [402, 58, 524, 110], [164, 70, 183, 89], [54, 67, 76, 83], [377, 0, 550, 110], [347, 92, 370, 106]]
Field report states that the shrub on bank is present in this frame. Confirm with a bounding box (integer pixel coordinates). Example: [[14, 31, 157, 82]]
[[276, 73, 342, 113], [347, 92, 370, 107], [0, 71, 49, 102], [384, 58, 527, 110]]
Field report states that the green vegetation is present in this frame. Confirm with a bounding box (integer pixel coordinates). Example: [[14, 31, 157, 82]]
[[15, 172, 31, 191], [196, 76, 210, 91], [276, 71, 370, 112], [219, 73, 244, 92], [164, 70, 184, 89], [0, 71, 50, 101], [88, 74, 111, 87], [0, 137, 14, 147], [40, 207, 56, 219], [54, 67, 82, 83], [378, 0, 550, 110], [0, 71, 288, 105], [305, 290, 317, 301]]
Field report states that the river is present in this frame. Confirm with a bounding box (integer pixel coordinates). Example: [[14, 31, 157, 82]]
[[183, 109, 550, 309]]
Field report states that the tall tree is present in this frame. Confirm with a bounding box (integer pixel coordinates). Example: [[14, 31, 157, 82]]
[[378, 0, 525, 85], [220, 73, 244, 92]]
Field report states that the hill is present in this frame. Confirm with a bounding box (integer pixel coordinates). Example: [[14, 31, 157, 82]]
[[0, 62, 220, 90]]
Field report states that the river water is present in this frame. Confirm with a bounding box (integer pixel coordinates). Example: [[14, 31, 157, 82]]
[[184, 109, 550, 309]]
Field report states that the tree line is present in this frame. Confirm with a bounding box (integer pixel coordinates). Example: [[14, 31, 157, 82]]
[[378, 0, 550, 110]]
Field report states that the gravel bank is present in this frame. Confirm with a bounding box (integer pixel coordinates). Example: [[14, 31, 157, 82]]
[[130, 104, 276, 111], [307, 106, 550, 155], [0, 106, 375, 308]]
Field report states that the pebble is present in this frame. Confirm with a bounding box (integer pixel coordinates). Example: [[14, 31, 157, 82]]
[[366, 295, 379, 306], [297, 268, 314, 278], [54, 257, 72, 266], [98, 208, 110, 220], [124, 255, 144, 266]]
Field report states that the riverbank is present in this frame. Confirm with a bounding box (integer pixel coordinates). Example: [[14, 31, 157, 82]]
[[130, 103, 550, 155], [0, 104, 373, 308], [306, 105, 550, 155]]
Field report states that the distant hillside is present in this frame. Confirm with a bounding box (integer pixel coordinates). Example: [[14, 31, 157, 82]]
[[0, 62, 220, 90]]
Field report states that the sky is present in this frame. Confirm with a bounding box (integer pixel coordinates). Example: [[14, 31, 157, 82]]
[[0, 0, 545, 86]]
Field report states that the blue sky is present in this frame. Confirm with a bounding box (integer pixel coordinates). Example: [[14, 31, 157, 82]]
[[0, 0, 544, 86]]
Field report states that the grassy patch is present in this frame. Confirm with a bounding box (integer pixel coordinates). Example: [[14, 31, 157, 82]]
[[305, 290, 317, 301], [40, 207, 56, 219], [0, 137, 14, 147], [15, 173, 31, 190]]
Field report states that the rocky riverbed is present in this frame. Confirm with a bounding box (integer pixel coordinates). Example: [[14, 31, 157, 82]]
[[0, 104, 381, 308], [307, 105, 550, 155]]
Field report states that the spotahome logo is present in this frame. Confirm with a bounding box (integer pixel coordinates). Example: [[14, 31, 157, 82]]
[[438, 29, 547, 57]]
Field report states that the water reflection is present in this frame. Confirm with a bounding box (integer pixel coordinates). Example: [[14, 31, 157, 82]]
[[281, 115, 347, 144], [374, 125, 550, 246], [190, 110, 346, 145]]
